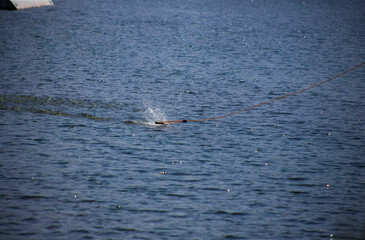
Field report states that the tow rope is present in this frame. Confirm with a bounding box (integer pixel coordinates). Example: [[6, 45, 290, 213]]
[[155, 63, 364, 125]]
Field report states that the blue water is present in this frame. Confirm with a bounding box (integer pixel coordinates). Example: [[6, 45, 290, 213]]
[[1, 0, 365, 239]]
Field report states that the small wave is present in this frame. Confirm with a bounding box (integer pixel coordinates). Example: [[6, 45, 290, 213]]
[[19, 195, 49, 199]]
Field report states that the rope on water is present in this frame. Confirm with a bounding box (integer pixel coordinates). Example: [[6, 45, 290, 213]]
[[155, 63, 365, 125]]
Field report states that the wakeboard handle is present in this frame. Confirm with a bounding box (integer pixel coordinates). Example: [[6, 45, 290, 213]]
[[155, 119, 188, 125]]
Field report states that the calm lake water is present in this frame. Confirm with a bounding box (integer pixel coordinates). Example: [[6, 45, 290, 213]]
[[1, 0, 365, 239]]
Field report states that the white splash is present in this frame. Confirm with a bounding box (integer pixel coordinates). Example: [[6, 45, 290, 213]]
[[143, 103, 167, 126]]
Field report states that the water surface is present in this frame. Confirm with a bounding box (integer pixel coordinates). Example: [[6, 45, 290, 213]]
[[0, 0, 365, 239]]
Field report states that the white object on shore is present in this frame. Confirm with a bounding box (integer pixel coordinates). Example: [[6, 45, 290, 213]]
[[0, 0, 53, 10]]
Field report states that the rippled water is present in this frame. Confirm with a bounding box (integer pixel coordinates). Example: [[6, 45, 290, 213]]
[[1, 0, 365, 239]]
